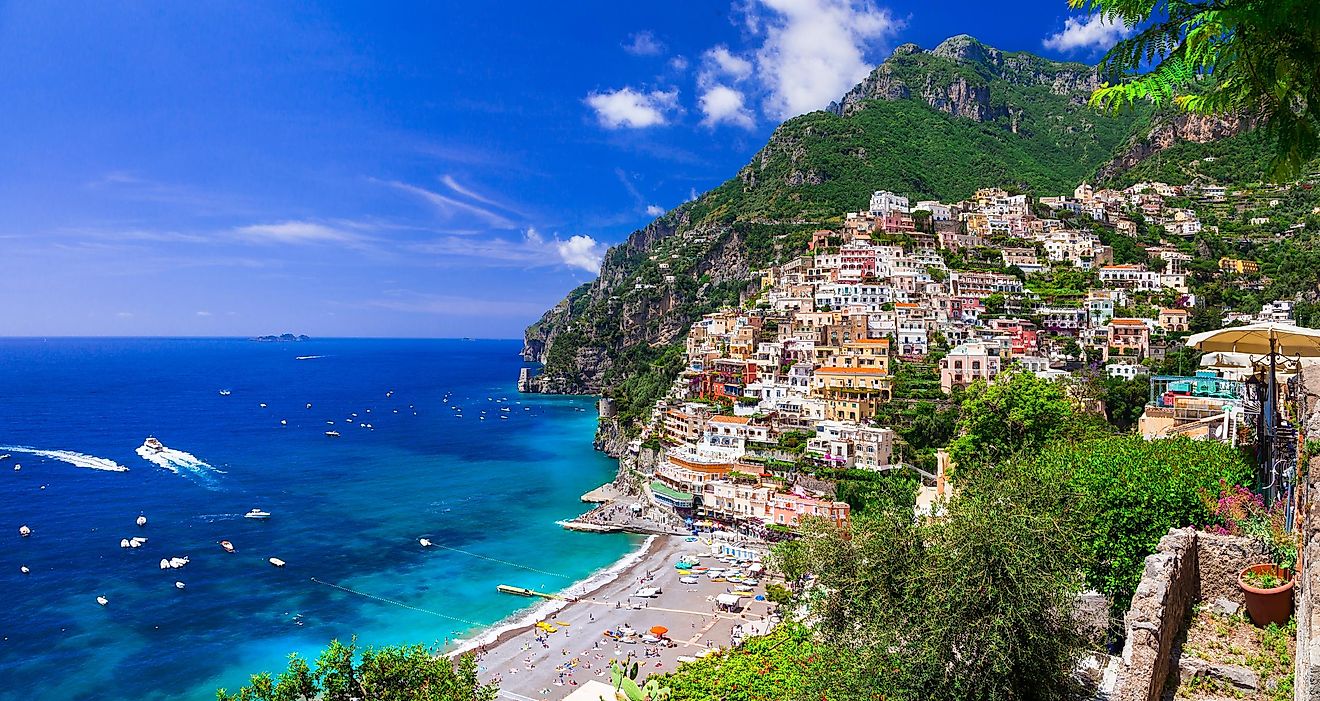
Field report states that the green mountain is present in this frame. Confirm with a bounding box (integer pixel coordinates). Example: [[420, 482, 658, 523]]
[[520, 35, 1257, 439]]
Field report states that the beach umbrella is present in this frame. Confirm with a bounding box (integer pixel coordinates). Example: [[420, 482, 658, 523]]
[[649, 626, 668, 636]]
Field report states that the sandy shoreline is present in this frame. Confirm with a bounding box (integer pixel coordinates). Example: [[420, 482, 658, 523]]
[[461, 534, 775, 701]]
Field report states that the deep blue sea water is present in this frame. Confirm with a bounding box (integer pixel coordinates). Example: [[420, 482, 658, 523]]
[[0, 338, 636, 701]]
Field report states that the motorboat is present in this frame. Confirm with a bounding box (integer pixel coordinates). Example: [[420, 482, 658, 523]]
[[120, 538, 131, 548], [680, 576, 700, 585], [219, 389, 232, 396], [168, 557, 189, 569], [175, 581, 185, 590], [268, 557, 286, 568], [280, 419, 287, 425], [129, 537, 146, 548], [325, 431, 340, 438], [244, 508, 271, 520], [419, 538, 433, 547], [19, 525, 31, 537], [220, 540, 236, 553], [305, 403, 312, 409], [96, 596, 108, 606], [12, 464, 19, 471], [136, 514, 148, 527], [20, 565, 29, 574], [141, 436, 165, 453], [259, 403, 267, 408], [160, 558, 170, 570]]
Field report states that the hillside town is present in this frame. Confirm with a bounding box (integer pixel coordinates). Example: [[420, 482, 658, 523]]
[[609, 180, 1315, 536]]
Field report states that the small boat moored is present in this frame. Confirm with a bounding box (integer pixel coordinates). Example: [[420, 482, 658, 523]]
[[325, 431, 340, 438], [220, 540, 236, 553], [219, 389, 232, 396], [419, 538, 432, 547], [136, 515, 148, 527], [19, 525, 31, 537], [244, 508, 271, 520], [268, 557, 286, 568], [19, 565, 29, 574], [175, 581, 186, 590], [96, 596, 108, 606]]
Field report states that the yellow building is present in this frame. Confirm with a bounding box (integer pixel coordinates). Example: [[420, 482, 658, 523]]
[[1218, 257, 1260, 275], [812, 366, 892, 422]]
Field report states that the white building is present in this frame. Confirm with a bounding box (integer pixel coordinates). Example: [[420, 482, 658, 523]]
[[868, 190, 910, 216]]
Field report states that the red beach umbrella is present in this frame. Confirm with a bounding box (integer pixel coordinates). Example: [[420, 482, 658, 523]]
[[650, 626, 668, 636]]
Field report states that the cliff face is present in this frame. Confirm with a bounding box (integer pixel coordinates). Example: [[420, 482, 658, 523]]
[[1093, 110, 1257, 183], [828, 35, 1101, 121], [522, 208, 754, 396]]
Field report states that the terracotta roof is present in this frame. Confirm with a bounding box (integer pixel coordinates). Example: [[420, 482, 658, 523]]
[[1160, 308, 1189, 315], [1110, 318, 1147, 326], [710, 415, 752, 424], [850, 338, 891, 344]]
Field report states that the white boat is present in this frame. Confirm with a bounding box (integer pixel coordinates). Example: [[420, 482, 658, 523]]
[[419, 538, 432, 547], [305, 403, 312, 409], [120, 538, 131, 548], [168, 556, 189, 569], [160, 558, 170, 570], [0, 454, 8, 461], [259, 403, 267, 408], [12, 464, 19, 471], [219, 389, 232, 396], [19, 525, 31, 537], [19, 566, 29, 574], [245, 508, 271, 520], [280, 419, 287, 425], [136, 515, 148, 527], [129, 537, 146, 548], [325, 431, 340, 438], [268, 557, 286, 568], [96, 596, 108, 606], [141, 436, 165, 453], [175, 581, 186, 590]]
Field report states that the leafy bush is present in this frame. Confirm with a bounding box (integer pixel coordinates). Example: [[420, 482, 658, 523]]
[[217, 639, 495, 701], [1031, 436, 1254, 609]]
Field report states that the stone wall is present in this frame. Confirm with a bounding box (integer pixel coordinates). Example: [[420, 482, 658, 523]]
[[1297, 366, 1320, 701], [1112, 527, 1269, 701], [1113, 528, 1199, 701]]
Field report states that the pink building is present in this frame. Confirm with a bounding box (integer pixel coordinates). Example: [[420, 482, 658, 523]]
[[768, 493, 851, 529]]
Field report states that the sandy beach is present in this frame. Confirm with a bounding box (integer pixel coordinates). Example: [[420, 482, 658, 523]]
[[463, 535, 775, 701]]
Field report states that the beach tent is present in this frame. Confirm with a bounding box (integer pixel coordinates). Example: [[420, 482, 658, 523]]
[[716, 593, 743, 611]]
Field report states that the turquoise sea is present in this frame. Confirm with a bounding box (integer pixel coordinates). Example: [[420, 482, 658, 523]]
[[0, 338, 637, 701]]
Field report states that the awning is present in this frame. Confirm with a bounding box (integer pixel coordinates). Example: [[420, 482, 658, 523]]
[[716, 593, 742, 606]]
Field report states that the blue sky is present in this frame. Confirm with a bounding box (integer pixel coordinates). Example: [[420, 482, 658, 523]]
[[0, 1, 1131, 338]]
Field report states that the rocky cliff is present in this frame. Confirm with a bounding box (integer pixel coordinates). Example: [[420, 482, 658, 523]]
[[1093, 110, 1258, 183], [828, 35, 1101, 122]]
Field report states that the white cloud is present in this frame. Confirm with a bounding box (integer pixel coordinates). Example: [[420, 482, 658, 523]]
[[699, 85, 756, 129], [701, 46, 754, 85], [384, 180, 517, 229], [746, 0, 903, 119], [623, 31, 665, 56], [584, 87, 680, 129], [234, 221, 361, 244], [646, 204, 666, 216], [669, 55, 689, 72], [556, 234, 605, 272], [1043, 13, 1132, 53], [196, 311, 212, 317]]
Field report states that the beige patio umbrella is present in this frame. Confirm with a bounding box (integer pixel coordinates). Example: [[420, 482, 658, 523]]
[[1185, 322, 1320, 357]]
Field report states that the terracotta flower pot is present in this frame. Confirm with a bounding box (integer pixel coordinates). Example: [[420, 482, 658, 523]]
[[1239, 563, 1294, 627]]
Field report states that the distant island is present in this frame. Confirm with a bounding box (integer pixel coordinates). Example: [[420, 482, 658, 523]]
[[251, 333, 311, 342]]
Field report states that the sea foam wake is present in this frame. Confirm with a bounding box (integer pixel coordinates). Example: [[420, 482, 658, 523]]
[[0, 445, 129, 472], [135, 445, 225, 487]]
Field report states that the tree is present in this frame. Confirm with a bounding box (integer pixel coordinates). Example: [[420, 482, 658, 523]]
[[1076, 0, 1320, 178], [217, 640, 496, 701], [948, 370, 1088, 482]]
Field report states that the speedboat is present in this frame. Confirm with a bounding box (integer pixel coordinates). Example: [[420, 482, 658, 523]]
[[325, 431, 340, 438], [96, 596, 108, 606], [129, 537, 146, 548], [220, 540, 236, 553], [159, 558, 170, 570], [419, 538, 432, 547], [19, 565, 29, 574], [268, 557, 286, 568], [219, 389, 232, 396], [136, 514, 148, 527], [168, 556, 189, 569], [280, 419, 287, 425], [141, 437, 165, 453], [175, 581, 186, 590], [259, 403, 267, 408], [245, 508, 271, 520], [120, 538, 131, 548], [19, 525, 31, 537]]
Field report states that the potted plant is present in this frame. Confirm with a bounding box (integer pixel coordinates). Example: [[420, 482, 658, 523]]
[[1203, 481, 1298, 626]]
